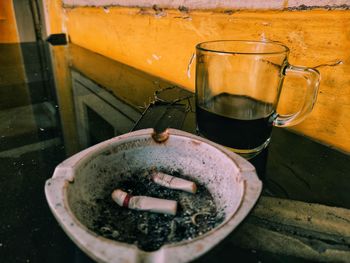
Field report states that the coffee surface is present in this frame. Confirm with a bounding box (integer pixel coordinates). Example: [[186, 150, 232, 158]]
[[196, 93, 274, 150]]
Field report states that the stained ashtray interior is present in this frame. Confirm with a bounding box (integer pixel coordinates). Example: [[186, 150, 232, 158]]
[[86, 168, 225, 251], [66, 134, 244, 251]]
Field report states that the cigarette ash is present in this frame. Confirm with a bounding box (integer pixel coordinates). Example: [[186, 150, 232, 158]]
[[92, 169, 225, 251]]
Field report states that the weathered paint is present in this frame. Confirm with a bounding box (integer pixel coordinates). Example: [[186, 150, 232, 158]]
[[61, 0, 350, 10], [0, 0, 19, 43]]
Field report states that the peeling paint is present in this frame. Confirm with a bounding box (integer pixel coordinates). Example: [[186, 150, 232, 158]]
[[262, 21, 271, 26], [287, 4, 350, 10], [62, 0, 350, 10], [151, 4, 166, 17], [174, 15, 192, 20], [152, 54, 161, 60], [178, 5, 189, 12], [223, 9, 234, 15]]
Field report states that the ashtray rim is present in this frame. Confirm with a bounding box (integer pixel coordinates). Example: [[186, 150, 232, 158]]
[[45, 128, 262, 263]]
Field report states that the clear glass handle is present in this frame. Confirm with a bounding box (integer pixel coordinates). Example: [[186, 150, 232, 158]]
[[274, 64, 320, 127]]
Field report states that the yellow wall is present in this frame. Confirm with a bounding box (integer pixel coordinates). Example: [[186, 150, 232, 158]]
[[47, 0, 66, 34], [0, 0, 19, 43], [0, 45, 30, 110], [48, 3, 350, 153], [0, 0, 28, 109]]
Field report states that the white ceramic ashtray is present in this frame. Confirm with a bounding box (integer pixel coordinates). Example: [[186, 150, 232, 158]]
[[45, 128, 262, 263]]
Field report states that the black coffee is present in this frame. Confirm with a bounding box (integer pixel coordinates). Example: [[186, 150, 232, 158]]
[[196, 93, 274, 150]]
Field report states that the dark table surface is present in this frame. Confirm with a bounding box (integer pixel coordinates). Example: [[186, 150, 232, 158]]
[[0, 41, 349, 263]]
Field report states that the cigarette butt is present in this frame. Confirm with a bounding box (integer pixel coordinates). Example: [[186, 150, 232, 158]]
[[112, 189, 129, 207], [152, 171, 197, 194], [111, 189, 177, 215]]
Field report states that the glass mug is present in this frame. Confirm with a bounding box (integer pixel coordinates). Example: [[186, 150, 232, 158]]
[[195, 40, 320, 159]]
